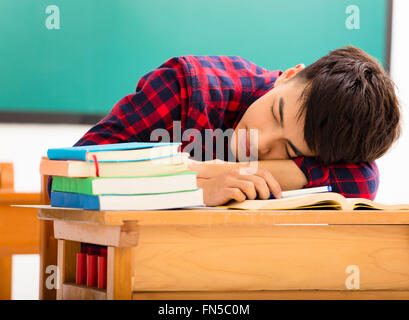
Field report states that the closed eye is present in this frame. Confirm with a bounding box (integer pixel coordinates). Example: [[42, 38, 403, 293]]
[[271, 100, 280, 126], [285, 146, 292, 159]]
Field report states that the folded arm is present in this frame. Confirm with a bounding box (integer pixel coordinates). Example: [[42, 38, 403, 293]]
[[291, 156, 379, 200], [191, 156, 379, 202]]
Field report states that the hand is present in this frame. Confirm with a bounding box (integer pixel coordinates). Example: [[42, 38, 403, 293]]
[[197, 167, 282, 206]]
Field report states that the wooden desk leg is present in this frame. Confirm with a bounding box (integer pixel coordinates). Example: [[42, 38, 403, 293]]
[[39, 220, 58, 300], [107, 247, 132, 300], [57, 240, 80, 300], [0, 256, 12, 300], [39, 173, 57, 300]]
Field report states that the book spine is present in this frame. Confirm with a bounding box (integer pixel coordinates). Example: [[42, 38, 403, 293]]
[[47, 142, 180, 161], [39, 159, 70, 176], [97, 247, 107, 290], [76, 243, 88, 285], [50, 191, 100, 210], [47, 148, 87, 161], [52, 176, 94, 195], [75, 253, 87, 285], [86, 245, 99, 287]]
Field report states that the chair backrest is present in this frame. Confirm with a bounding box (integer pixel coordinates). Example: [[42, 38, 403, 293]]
[[40, 156, 50, 205], [0, 163, 14, 192]]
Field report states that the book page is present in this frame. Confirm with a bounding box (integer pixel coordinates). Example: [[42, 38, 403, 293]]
[[221, 192, 346, 210], [345, 198, 409, 210]]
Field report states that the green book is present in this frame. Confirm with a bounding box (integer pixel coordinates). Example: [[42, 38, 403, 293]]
[[52, 171, 197, 195]]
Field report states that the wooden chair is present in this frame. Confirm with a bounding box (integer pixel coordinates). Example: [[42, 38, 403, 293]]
[[0, 163, 42, 300]]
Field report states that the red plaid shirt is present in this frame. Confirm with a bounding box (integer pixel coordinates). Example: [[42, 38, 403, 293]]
[[51, 56, 379, 200]]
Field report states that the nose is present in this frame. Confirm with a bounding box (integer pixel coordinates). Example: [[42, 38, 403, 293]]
[[257, 127, 287, 159], [252, 132, 270, 158]]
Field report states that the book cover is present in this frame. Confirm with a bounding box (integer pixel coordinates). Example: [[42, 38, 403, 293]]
[[40, 154, 189, 177], [50, 189, 204, 210], [47, 141, 180, 162], [51, 172, 198, 195]]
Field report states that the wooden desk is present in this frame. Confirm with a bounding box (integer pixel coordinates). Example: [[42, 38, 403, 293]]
[[37, 206, 409, 300]]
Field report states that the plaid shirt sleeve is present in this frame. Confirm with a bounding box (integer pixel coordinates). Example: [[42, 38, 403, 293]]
[[292, 157, 379, 200]]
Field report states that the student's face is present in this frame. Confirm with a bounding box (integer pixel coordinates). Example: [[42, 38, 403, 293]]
[[231, 64, 316, 160]]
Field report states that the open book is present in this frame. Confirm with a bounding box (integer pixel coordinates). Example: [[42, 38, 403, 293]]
[[221, 192, 409, 211]]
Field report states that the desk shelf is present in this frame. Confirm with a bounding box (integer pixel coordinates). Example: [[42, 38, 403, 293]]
[[57, 239, 108, 299], [62, 282, 106, 300]]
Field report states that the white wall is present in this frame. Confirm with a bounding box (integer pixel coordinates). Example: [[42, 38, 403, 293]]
[[0, 123, 91, 192], [375, 0, 409, 204], [3, 0, 409, 299]]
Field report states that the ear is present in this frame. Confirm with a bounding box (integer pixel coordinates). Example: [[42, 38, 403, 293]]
[[275, 64, 305, 86]]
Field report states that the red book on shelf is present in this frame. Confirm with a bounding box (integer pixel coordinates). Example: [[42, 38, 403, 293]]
[[97, 256, 107, 289], [97, 246, 107, 289], [80, 243, 88, 254], [88, 245, 100, 256], [76, 243, 89, 285], [86, 255, 98, 287], [86, 245, 99, 287], [75, 253, 87, 285], [100, 247, 107, 258]]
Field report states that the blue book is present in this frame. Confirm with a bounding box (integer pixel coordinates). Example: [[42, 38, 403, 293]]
[[50, 190, 204, 211], [47, 142, 181, 162], [51, 191, 101, 210]]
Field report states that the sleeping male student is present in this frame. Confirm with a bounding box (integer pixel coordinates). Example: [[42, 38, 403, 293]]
[[48, 46, 400, 206]]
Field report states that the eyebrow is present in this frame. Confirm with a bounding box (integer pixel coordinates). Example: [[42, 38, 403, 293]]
[[272, 97, 304, 157], [279, 97, 284, 128]]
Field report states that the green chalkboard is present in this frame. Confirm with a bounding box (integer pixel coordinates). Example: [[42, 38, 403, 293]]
[[0, 0, 390, 121]]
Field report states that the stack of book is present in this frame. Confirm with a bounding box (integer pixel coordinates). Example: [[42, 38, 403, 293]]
[[40, 142, 204, 210], [76, 243, 107, 289]]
